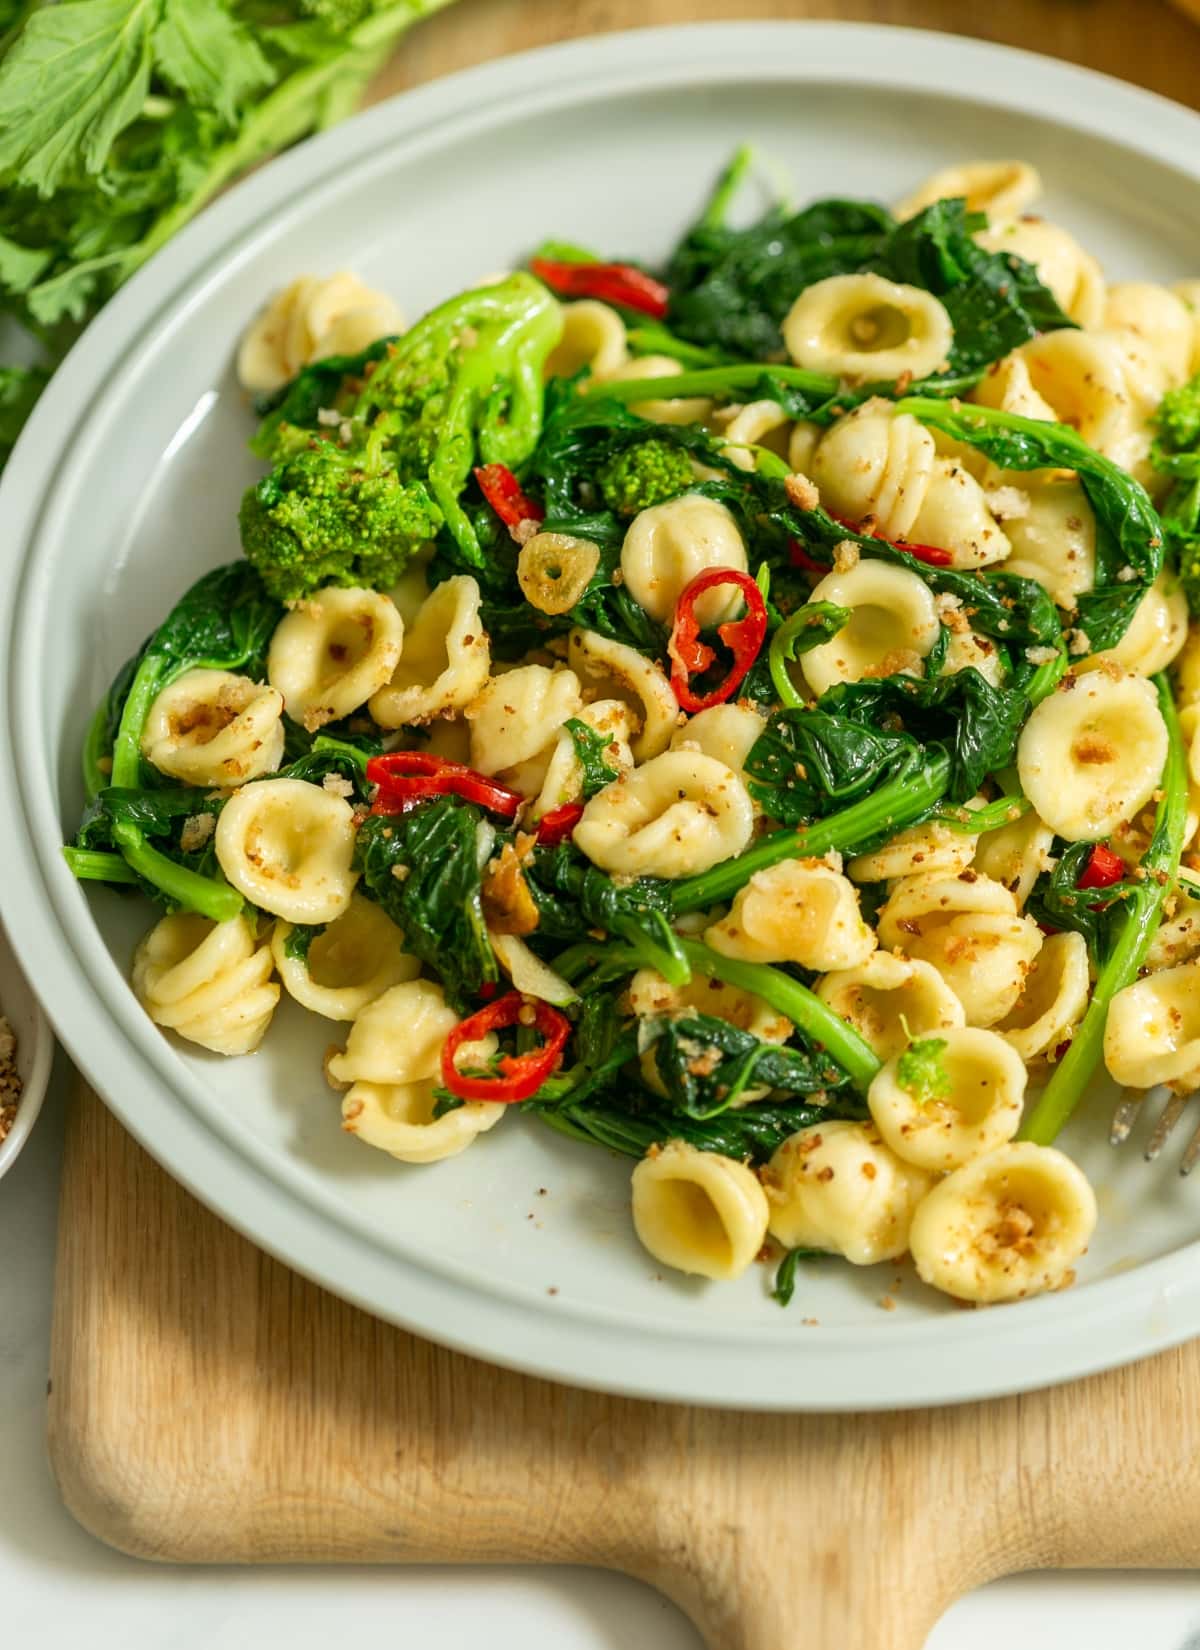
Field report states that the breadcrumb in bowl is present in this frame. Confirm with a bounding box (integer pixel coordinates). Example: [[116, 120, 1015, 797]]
[[0, 918, 53, 1184]]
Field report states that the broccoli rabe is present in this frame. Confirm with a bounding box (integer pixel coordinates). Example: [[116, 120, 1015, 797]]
[[595, 437, 695, 516], [895, 1037, 952, 1105], [243, 274, 562, 599], [1154, 372, 1200, 455], [239, 442, 442, 604], [1151, 372, 1200, 616]]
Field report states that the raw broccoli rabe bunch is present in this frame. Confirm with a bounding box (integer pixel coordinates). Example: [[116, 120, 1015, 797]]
[[242, 274, 562, 600], [595, 437, 695, 516], [1151, 372, 1200, 615]]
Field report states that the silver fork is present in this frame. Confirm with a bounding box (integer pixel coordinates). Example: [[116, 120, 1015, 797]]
[[1110, 1086, 1200, 1175]]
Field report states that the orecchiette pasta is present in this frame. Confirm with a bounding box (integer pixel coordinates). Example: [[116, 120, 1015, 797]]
[[998, 931, 1090, 1063], [369, 575, 490, 727], [341, 1080, 505, 1165], [271, 895, 417, 1020], [517, 532, 601, 615], [1146, 877, 1200, 972], [568, 627, 680, 761], [620, 494, 747, 626], [971, 351, 1058, 427], [267, 586, 403, 731], [574, 751, 754, 879], [132, 913, 279, 1055], [998, 480, 1097, 609], [811, 406, 1010, 569], [669, 702, 766, 783], [799, 560, 941, 698], [816, 951, 965, 1061], [1104, 959, 1200, 1090], [215, 778, 358, 923], [868, 1027, 1026, 1173], [877, 872, 1043, 1027], [976, 218, 1106, 327], [1074, 572, 1188, 680], [908, 1142, 1098, 1303], [971, 809, 1055, 908], [466, 665, 583, 781], [543, 299, 628, 380], [1010, 329, 1162, 484], [1174, 279, 1200, 372], [847, 810, 980, 884], [236, 272, 404, 393], [895, 159, 1042, 222], [788, 420, 822, 475], [1103, 282, 1194, 387], [704, 859, 876, 973], [1174, 621, 1200, 707], [327, 978, 458, 1087], [628, 968, 791, 1043], [600, 354, 712, 424], [719, 399, 794, 470], [528, 697, 635, 818], [783, 273, 953, 382], [764, 1121, 935, 1265], [1017, 671, 1168, 842], [631, 1139, 770, 1280], [141, 668, 285, 786]]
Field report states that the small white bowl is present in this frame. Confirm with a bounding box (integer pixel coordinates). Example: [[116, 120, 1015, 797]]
[[0, 916, 54, 1182]]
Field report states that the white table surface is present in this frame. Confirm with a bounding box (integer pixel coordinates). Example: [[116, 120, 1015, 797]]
[[4, 1057, 1200, 1649]]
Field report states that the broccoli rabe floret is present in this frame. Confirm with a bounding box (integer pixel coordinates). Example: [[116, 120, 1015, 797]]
[[895, 1036, 951, 1105], [240, 441, 442, 603], [1154, 371, 1200, 454], [596, 438, 695, 516], [243, 274, 561, 591]]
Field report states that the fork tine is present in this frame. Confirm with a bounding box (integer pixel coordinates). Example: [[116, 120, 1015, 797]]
[[1181, 1113, 1200, 1177], [1110, 1087, 1146, 1146], [1145, 1091, 1190, 1162]]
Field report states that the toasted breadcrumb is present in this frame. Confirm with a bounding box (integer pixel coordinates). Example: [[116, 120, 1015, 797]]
[[322, 772, 355, 799], [0, 1017, 23, 1145]]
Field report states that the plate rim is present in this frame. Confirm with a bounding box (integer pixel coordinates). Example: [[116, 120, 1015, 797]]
[[5, 19, 1200, 1408]]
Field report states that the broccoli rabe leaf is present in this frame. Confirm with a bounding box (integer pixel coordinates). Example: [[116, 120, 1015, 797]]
[[662, 159, 1072, 368], [564, 717, 619, 799], [895, 1036, 952, 1104], [535, 1090, 857, 1165], [640, 1013, 850, 1118], [771, 1247, 825, 1308], [354, 798, 497, 1009], [747, 666, 1026, 820], [283, 922, 324, 963], [1151, 373, 1200, 616]]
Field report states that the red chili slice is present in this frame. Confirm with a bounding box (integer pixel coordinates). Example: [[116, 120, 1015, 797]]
[[535, 802, 585, 846], [788, 538, 831, 576], [474, 463, 544, 535], [440, 991, 572, 1103], [530, 256, 670, 319], [1076, 843, 1126, 891], [827, 512, 954, 567], [367, 752, 523, 818], [668, 567, 769, 715]]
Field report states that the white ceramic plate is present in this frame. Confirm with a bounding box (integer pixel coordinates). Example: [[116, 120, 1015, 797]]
[[5, 21, 1200, 1408]]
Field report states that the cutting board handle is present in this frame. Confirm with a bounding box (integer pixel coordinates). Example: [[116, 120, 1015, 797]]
[[49, 1089, 1200, 1650]]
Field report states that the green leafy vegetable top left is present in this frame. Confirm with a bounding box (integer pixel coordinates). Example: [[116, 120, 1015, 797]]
[[0, 0, 459, 468]]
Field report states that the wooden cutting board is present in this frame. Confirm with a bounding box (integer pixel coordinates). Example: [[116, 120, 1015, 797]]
[[47, 4, 1200, 1648]]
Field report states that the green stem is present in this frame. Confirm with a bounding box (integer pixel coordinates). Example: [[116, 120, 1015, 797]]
[[698, 144, 755, 229], [676, 939, 880, 1092], [584, 363, 839, 405], [767, 603, 851, 710], [1020, 674, 1187, 1144], [82, 699, 110, 803], [61, 847, 140, 885], [932, 795, 1031, 835], [671, 752, 952, 915], [112, 822, 243, 923], [624, 325, 724, 368]]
